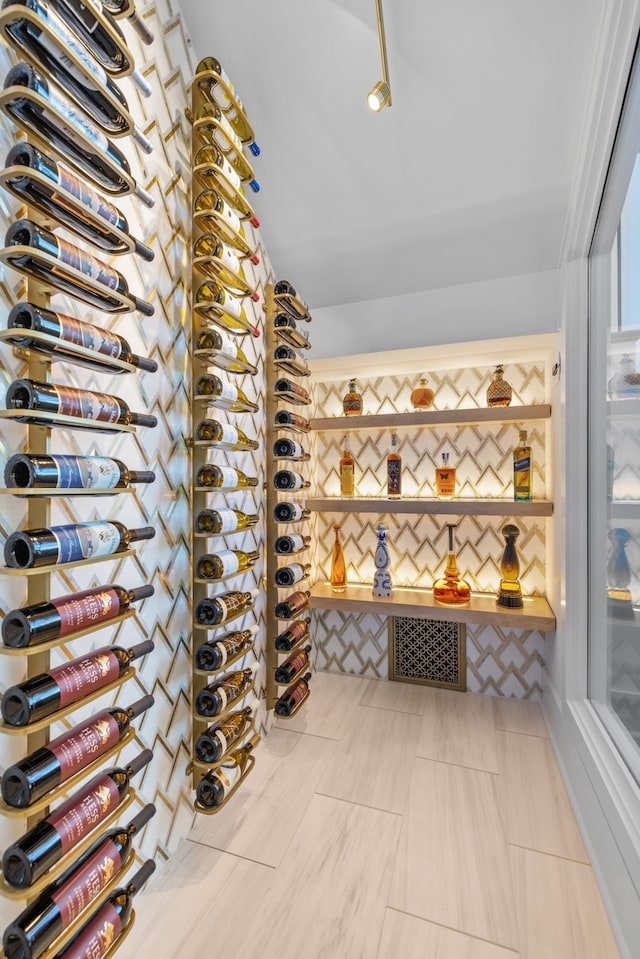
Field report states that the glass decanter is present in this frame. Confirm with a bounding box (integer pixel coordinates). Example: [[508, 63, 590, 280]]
[[433, 524, 471, 605], [607, 527, 635, 619], [410, 376, 435, 410], [330, 522, 347, 593], [496, 523, 523, 608], [486, 364, 513, 407]]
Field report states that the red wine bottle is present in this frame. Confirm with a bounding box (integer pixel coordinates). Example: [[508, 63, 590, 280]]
[[2, 583, 154, 649], [275, 617, 311, 651], [275, 645, 311, 685], [195, 739, 256, 808], [193, 702, 257, 764], [5, 453, 155, 491], [274, 672, 311, 716], [194, 588, 258, 627], [1, 749, 152, 886], [273, 410, 310, 430], [7, 301, 158, 373], [5, 219, 154, 314], [102, 0, 154, 46], [275, 590, 311, 620], [2, 803, 155, 959], [4, 144, 154, 259], [2, 639, 155, 726], [4, 521, 156, 569], [194, 624, 257, 671], [5, 378, 157, 428], [273, 313, 310, 350], [1, 697, 154, 809], [194, 663, 258, 718], [274, 378, 311, 403]]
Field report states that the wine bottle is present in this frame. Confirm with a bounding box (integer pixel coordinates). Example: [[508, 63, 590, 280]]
[[195, 374, 259, 413], [194, 507, 259, 536], [194, 663, 258, 718], [195, 280, 258, 332], [102, 0, 154, 46], [273, 312, 310, 350], [274, 410, 310, 431], [194, 197, 259, 263], [5, 219, 154, 314], [273, 469, 310, 491], [2, 803, 155, 959], [194, 701, 257, 764], [273, 343, 309, 377], [194, 625, 258, 672], [274, 533, 311, 555], [2, 639, 155, 726], [196, 548, 260, 582], [0, 697, 153, 809], [2, 583, 154, 649], [4, 144, 154, 259], [195, 329, 258, 375], [274, 279, 307, 309], [7, 302, 157, 373], [274, 563, 311, 588], [193, 233, 243, 284], [274, 590, 311, 620], [1, 749, 153, 888], [4, 521, 156, 569], [275, 645, 311, 685], [195, 588, 257, 627], [195, 56, 260, 154], [5, 378, 157, 428], [192, 145, 260, 226], [275, 617, 311, 651], [194, 419, 258, 451], [3, 63, 154, 204], [36, 0, 134, 77], [195, 738, 257, 808], [5, 453, 155, 490], [274, 378, 311, 404], [273, 501, 310, 523], [273, 438, 308, 460], [50, 859, 155, 958], [274, 673, 311, 716], [195, 102, 260, 192], [196, 465, 258, 491]]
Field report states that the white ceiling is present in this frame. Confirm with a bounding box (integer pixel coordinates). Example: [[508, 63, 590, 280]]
[[179, 0, 604, 310]]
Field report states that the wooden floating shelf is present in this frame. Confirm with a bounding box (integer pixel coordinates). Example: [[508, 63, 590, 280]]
[[309, 582, 556, 632], [0, 328, 137, 374], [0, 610, 135, 657], [307, 497, 553, 517], [0, 549, 135, 576], [0, 486, 134, 497], [0, 409, 136, 434], [310, 404, 552, 431]]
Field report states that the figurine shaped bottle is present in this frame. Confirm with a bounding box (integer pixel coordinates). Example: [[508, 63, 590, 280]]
[[372, 524, 393, 598]]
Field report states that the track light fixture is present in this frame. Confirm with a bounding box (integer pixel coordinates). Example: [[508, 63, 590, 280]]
[[368, 0, 392, 111]]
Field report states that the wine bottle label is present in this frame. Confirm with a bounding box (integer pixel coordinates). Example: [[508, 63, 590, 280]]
[[51, 384, 121, 422], [217, 289, 242, 318], [514, 455, 530, 472], [52, 587, 120, 637], [54, 165, 120, 227], [218, 196, 241, 234], [340, 465, 354, 495], [215, 685, 228, 711], [50, 650, 120, 707], [215, 334, 239, 360], [46, 773, 121, 854], [53, 456, 121, 489], [55, 314, 123, 358], [48, 712, 121, 779], [61, 900, 122, 959], [55, 236, 119, 290], [288, 651, 309, 674], [387, 460, 401, 494], [51, 838, 121, 927], [216, 466, 240, 488], [41, 86, 110, 152], [33, 4, 109, 89], [50, 522, 121, 563], [217, 380, 239, 402], [287, 564, 304, 581], [218, 423, 239, 445], [213, 728, 228, 754], [287, 678, 309, 707], [215, 550, 241, 576], [220, 154, 241, 188], [215, 508, 240, 532], [215, 242, 240, 273]]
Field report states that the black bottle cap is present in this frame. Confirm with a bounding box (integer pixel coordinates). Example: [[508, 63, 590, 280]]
[[130, 584, 154, 602], [128, 802, 156, 834], [131, 294, 154, 316], [133, 238, 155, 262], [128, 639, 154, 660], [126, 749, 153, 777], [127, 695, 154, 720], [134, 356, 158, 373], [128, 470, 156, 484], [129, 412, 157, 428], [127, 859, 156, 894]]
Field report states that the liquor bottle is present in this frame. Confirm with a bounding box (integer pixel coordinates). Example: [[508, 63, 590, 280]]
[[435, 452, 456, 499], [5, 379, 158, 428], [274, 410, 310, 431], [194, 102, 259, 192], [192, 145, 260, 227], [195, 280, 258, 332], [50, 860, 156, 958], [195, 374, 259, 413], [4, 144, 154, 259], [2, 583, 154, 649], [486, 364, 513, 407], [274, 533, 311, 555], [274, 378, 311, 404], [1, 639, 154, 727], [194, 624, 258, 671], [1, 750, 153, 888], [275, 617, 311, 651], [273, 312, 310, 350], [340, 435, 355, 497], [273, 437, 308, 460], [4, 521, 155, 569], [5, 454, 155, 491], [195, 56, 260, 154], [387, 433, 402, 498], [274, 279, 308, 313], [102, 0, 154, 45], [193, 194, 259, 263], [513, 430, 532, 501], [330, 523, 347, 593], [433, 523, 471, 606], [274, 673, 311, 716], [410, 377, 435, 410], [274, 562, 311, 587], [196, 548, 260, 581], [275, 645, 311, 685], [195, 329, 258, 375], [273, 469, 310, 491], [3, 64, 154, 205], [194, 662, 258, 718], [194, 701, 257, 765], [194, 507, 259, 536], [196, 464, 259, 491], [372, 523, 393, 598], [194, 419, 258, 450], [343, 378, 362, 416], [273, 501, 310, 523], [7, 302, 158, 373], [195, 588, 258, 626], [5, 220, 154, 315], [195, 737, 257, 808], [608, 353, 640, 398], [496, 523, 524, 609], [275, 590, 310, 620], [2, 803, 155, 959]]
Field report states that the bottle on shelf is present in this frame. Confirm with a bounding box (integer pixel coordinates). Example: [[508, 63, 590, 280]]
[[196, 464, 259, 492], [273, 469, 310, 491], [195, 373, 259, 413], [486, 364, 513, 407], [196, 548, 260, 582], [195, 329, 258, 375], [433, 523, 471, 606], [275, 645, 312, 685], [7, 301, 158, 373], [2, 582, 153, 651], [5, 219, 154, 314], [195, 56, 260, 154], [274, 562, 311, 587], [194, 102, 259, 192], [330, 523, 347, 593], [496, 523, 524, 608], [274, 533, 311, 555], [195, 280, 258, 332], [5, 378, 158, 428], [273, 312, 310, 350], [513, 429, 532, 501], [273, 437, 308, 460], [4, 521, 156, 569], [273, 410, 310, 431], [194, 662, 258, 718], [194, 625, 258, 672], [194, 701, 257, 765], [275, 617, 311, 651], [372, 523, 393, 598], [195, 736, 258, 808], [607, 528, 635, 619], [2, 803, 155, 959], [274, 672, 311, 716], [192, 145, 260, 227], [273, 501, 311, 523], [274, 377, 311, 404], [1, 749, 153, 888], [195, 419, 259, 450], [0, 696, 154, 808], [194, 508, 259, 536], [435, 452, 456, 499], [275, 590, 311, 620], [410, 376, 435, 410], [194, 198, 259, 263], [4, 453, 155, 491], [387, 433, 402, 498], [340, 434, 355, 497], [608, 353, 640, 398], [342, 378, 362, 416], [102, 0, 155, 45], [195, 588, 258, 626]]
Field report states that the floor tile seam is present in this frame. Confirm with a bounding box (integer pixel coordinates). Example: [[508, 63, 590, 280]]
[[185, 836, 278, 870], [272, 725, 342, 742], [383, 905, 520, 955], [356, 700, 425, 717], [493, 725, 551, 740], [506, 839, 592, 867], [313, 789, 405, 819], [413, 752, 502, 777]]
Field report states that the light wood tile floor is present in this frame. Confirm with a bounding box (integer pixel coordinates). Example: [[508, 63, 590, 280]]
[[126, 672, 620, 959]]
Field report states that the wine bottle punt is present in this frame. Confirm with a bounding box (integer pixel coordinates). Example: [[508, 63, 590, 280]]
[[1, 748, 153, 887], [4, 520, 155, 569], [195, 56, 260, 154], [5, 378, 157, 428], [275, 645, 312, 685], [1, 639, 155, 726], [0, 696, 154, 809], [102, 0, 155, 46], [194, 507, 259, 536], [194, 588, 257, 627], [196, 548, 260, 582], [195, 739, 257, 808], [2, 583, 154, 649], [274, 673, 311, 716], [194, 419, 259, 450], [192, 144, 260, 226], [275, 617, 311, 651], [196, 464, 258, 491], [194, 625, 258, 671], [194, 663, 258, 718], [274, 534, 311, 555], [194, 701, 257, 764], [274, 563, 311, 587], [273, 410, 310, 431], [2, 803, 156, 959], [274, 590, 311, 620], [273, 469, 310, 491], [273, 501, 310, 523], [7, 301, 158, 372], [5, 453, 155, 490]]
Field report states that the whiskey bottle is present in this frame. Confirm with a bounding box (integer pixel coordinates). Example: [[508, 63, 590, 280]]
[[275, 646, 311, 685], [486, 364, 513, 407], [274, 563, 311, 587], [195, 588, 258, 626], [192, 145, 260, 226], [342, 378, 362, 416], [386, 433, 402, 498], [196, 464, 259, 491], [195, 508, 259, 536], [195, 329, 258, 375], [274, 673, 311, 716], [4, 521, 155, 569], [340, 435, 355, 497], [5, 453, 155, 490], [196, 548, 260, 581], [273, 469, 310, 491], [330, 523, 347, 593], [194, 701, 257, 764], [195, 738, 258, 808], [5, 379, 157, 428], [433, 524, 471, 606], [273, 502, 310, 523], [274, 533, 311, 554], [410, 377, 435, 410], [275, 590, 310, 619], [194, 625, 258, 671], [195, 419, 259, 450], [513, 430, 532, 501], [275, 617, 311, 651], [435, 452, 456, 499], [195, 56, 260, 154], [194, 663, 258, 717], [195, 374, 259, 412]]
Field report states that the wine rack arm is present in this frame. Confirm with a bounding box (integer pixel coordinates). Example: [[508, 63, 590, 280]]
[[0, 329, 137, 374], [0, 549, 136, 576], [265, 284, 282, 709], [193, 753, 256, 815], [194, 68, 257, 146]]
